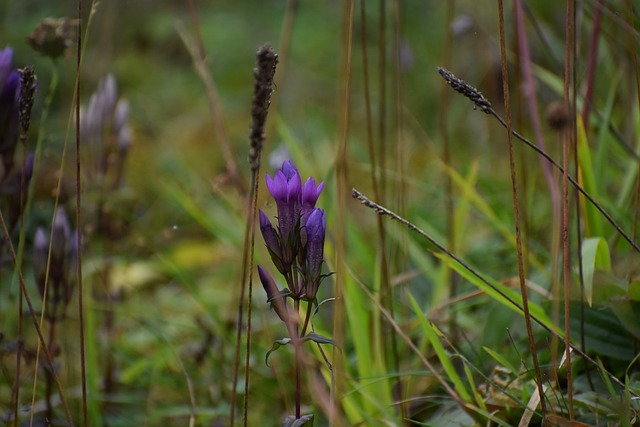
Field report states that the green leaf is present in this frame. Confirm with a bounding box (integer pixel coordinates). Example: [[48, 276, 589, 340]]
[[581, 237, 612, 306], [303, 332, 338, 347], [628, 281, 640, 302], [577, 116, 604, 238], [265, 338, 292, 366], [407, 292, 472, 403], [282, 414, 314, 426], [482, 346, 518, 375], [433, 252, 558, 335]]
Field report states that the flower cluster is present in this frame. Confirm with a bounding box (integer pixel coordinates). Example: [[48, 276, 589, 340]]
[[79, 74, 132, 191], [33, 207, 80, 320], [79, 74, 133, 238], [258, 160, 327, 317], [0, 46, 21, 176]]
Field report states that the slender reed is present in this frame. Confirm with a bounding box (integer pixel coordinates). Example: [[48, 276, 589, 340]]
[[562, 0, 575, 417], [229, 45, 277, 427], [497, 1, 546, 418], [439, 0, 459, 353], [74, 1, 89, 424], [332, 2, 355, 426], [12, 65, 36, 427], [627, 0, 640, 242], [514, 0, 561, 222], [581, 0, 604, 129], [178, 1, 242, 191]]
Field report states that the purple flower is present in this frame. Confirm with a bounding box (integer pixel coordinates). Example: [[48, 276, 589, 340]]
[[259, 210, 286, 275], [33, 210, 78, 318], [79, 74, 132, 189], [301, 177, 324, 218], [266, 160, 302, 241], [33, 227, 48, 297], [258, 265, 289, 324], [303, 208, 325, 301], [261, 160, 328, 303], [0, 47, 20, 171]]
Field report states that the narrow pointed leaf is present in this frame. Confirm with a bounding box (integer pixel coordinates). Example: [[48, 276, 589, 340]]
[[265, 337, 292, 366], [303, 332, 337, 347]]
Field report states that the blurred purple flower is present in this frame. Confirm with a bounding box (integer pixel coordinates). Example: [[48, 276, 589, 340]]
[[79, 74, 132, 189], [33, 207, 80, 319], [0, 47, 20, 174]]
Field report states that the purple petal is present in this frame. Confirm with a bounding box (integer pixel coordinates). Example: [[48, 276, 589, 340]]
[[305, 209, 325, 271], [301, 177, 324, 211], [281, 160, 299, 181], [0, 47, 14, 85]]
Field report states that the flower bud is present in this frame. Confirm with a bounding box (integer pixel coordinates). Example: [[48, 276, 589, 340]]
[[303, 209, 325, 301], [33, 227, 48, 297], [258, 265, 288, 323]]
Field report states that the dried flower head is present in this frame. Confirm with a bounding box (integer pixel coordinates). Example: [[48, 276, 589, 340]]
[[27, 17, 78, 59]]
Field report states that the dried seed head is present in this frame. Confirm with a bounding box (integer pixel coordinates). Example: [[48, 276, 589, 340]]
[[248, 45, 278, 171], [437, 67, 493, 114], [26, 17, 78, 59], [545, 101, 572, 131], [18, 66, 37, 137]]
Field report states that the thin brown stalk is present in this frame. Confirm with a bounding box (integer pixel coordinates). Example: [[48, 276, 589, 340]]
[[497, 0, 547, 420], [562, 0, 575, 417], [581, 0, 604, 129], [266, 0, 297, 141], [330, 2, 355, 425], [574, 0, 593, 392], [12, 65, 36, 427], [377, 0, 387, 200], [180, 0, 242, 190], [388, 0, 403, 418], [628, 0, 640, 242], [439, 0, 458, 349], [75, 1, 89, 424], [360, 4, 394, 406], [514, 0, 560, 223], [360, 0, 387, 299], [228, 45, 277, 426]]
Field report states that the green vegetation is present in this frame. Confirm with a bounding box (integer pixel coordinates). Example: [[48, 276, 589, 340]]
[[1, 1, 640, 426]]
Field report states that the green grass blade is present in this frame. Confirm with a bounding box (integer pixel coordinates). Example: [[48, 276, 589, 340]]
[[434, 252, 558, 335], [482, 346, 518, 375], [577, 116, 604, 238], [407, 292, 471, 403], [580, 237, 612, 306]]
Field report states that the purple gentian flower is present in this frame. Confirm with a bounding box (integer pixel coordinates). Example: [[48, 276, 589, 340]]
[[303, 208, 326, 301], [301, 177, 324, 219], [259, 210, 287, 275], [266, 160, 302, 241]]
